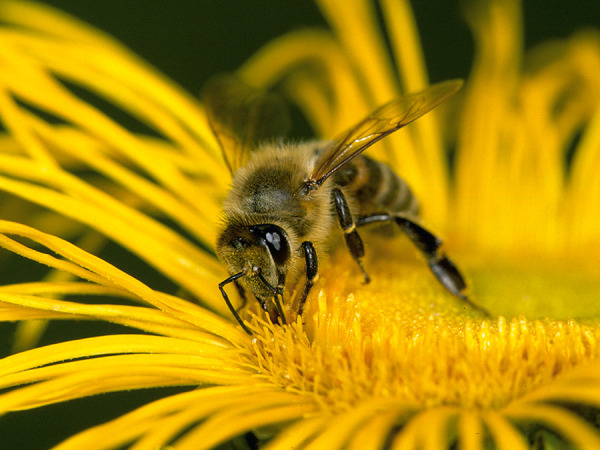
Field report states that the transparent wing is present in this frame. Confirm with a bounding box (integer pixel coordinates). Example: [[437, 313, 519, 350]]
[[203, 74, 291, 175], [307, 80, 463, 187]]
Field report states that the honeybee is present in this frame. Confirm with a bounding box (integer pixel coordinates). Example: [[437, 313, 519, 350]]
[[206, 76, 483, 335]]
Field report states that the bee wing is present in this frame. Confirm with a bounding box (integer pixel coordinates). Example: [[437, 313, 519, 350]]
[[307, 80, 463, 187], [203, 74, 291, 175]]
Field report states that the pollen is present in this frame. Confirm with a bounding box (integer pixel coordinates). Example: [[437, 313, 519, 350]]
[[237, 247, 600, 412]]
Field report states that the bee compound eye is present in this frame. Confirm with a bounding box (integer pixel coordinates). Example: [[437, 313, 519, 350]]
[[249, 225, 290, 266], [265, 230, 282, 251]]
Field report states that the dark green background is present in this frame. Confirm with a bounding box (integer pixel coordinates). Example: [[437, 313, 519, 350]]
[[26, 1, 600, 95], [0, 1, 598, 448]]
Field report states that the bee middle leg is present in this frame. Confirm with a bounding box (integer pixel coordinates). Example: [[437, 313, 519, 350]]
[[297, 241, 318, 316], [356, 212, 489, 315], [332, 188, 371, 284]]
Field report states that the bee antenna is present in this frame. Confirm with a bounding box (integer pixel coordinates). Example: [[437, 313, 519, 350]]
[[300, 180, 320, 196]]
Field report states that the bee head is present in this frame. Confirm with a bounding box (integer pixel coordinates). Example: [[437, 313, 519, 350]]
[[216, 223, 291, 301]]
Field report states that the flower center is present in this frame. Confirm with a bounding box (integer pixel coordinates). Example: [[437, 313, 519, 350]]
[[238, 245, 600, 411], [468, 259, 600, 322]]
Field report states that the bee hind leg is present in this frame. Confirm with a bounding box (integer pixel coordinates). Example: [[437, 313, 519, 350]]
[[356, 212, 489, 316]]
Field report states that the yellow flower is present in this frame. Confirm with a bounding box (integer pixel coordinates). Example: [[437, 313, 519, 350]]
[[0, 1, 599, 449]]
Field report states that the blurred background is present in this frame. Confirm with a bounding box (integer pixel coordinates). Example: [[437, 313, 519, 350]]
[[30, 1, 600, 97], [0, 1, 598, 448]]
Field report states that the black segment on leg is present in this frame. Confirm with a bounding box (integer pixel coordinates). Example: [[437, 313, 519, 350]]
[[273, 280, 287, 326], [234, 280, 247, 313], [255, 270, 287, 325], [394, 217, 441, 258], [219, 272, 253, 335], [428, 255, 466, 297], [298, 241, 318, 317], [332, 188, 370, 283], [393, 216, 472, 303], [356, 212, 487, 315]]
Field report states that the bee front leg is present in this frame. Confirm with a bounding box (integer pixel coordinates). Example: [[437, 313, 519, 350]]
[[233, 280, 247, 313], [273, 279, 287, 326], [298, 241, 318, 316], [332, 188, 371, 284], [219, 272, 253, 335], [254, 270, 287, 325]]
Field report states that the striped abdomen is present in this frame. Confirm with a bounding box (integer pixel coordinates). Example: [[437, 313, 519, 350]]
[[332, 155, 419, 217]]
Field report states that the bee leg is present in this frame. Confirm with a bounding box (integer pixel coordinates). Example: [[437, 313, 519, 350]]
[[255, 270, 287, 325], [393, 215, 468, 296], [298, 241, 318, 316], [233, 280, 247, 313], [273, 286, 287, 326], [219, 272, 253, 335], [356, 213, 489, 315], [275, 273, 288, 324], [332, 188, 371, 284]]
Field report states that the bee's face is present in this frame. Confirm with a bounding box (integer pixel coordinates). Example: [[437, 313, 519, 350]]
[[216, 223, 291, 302]]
